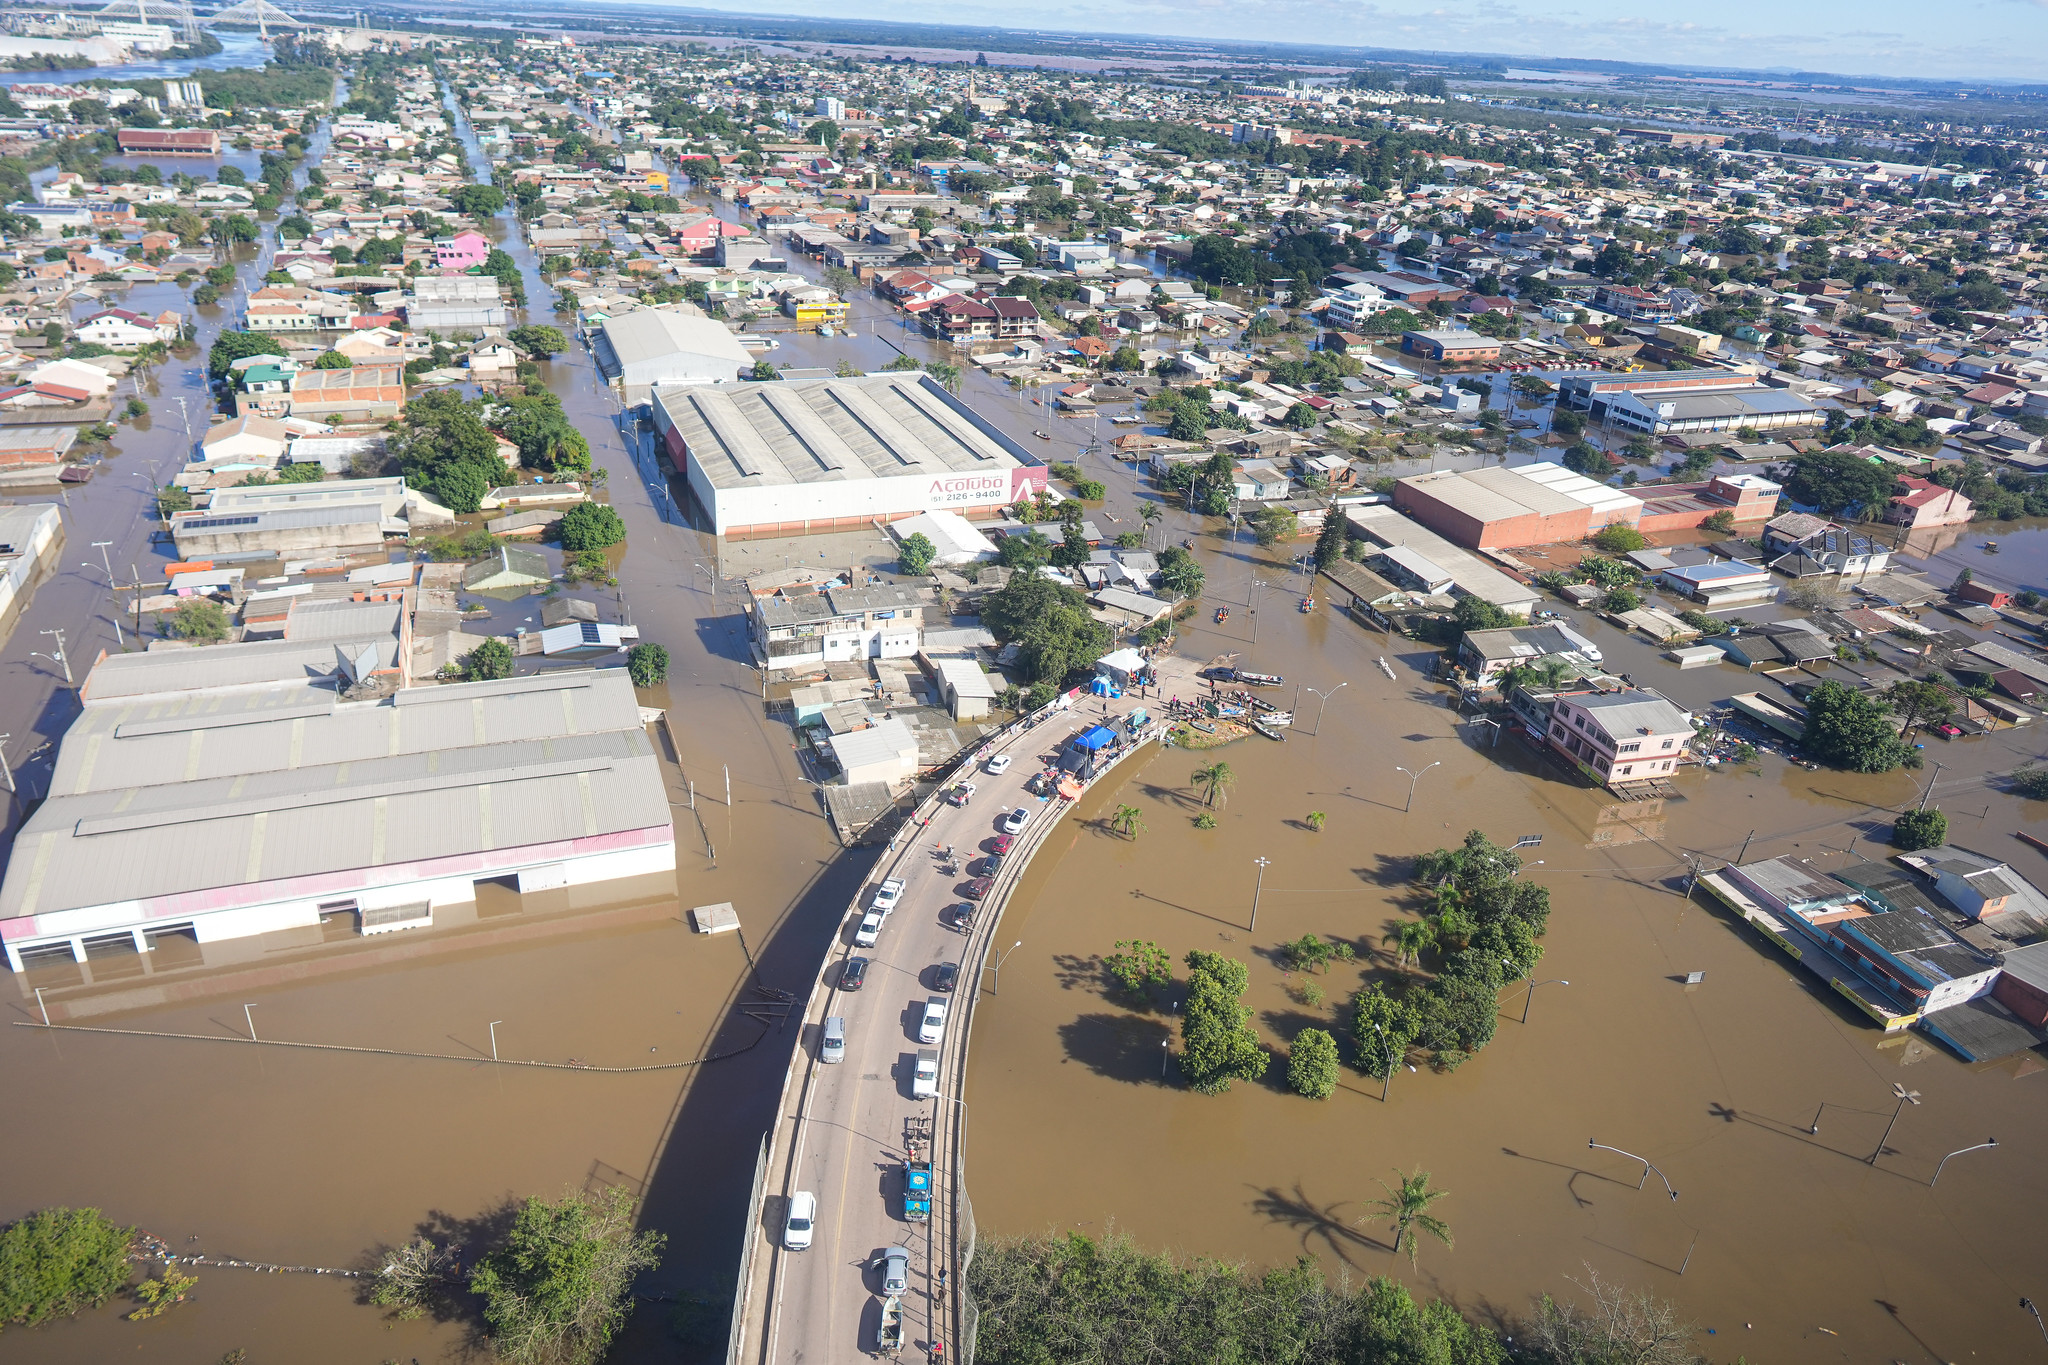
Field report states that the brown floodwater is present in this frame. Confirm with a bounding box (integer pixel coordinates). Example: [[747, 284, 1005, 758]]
[[963, 545, 2048, 1365]]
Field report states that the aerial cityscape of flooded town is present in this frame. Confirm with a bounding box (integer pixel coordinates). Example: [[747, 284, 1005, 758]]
[[1, 1, 2047, 1362]]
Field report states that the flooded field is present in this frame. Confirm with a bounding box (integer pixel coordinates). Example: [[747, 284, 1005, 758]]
[[964, 547, 2048, 1364]]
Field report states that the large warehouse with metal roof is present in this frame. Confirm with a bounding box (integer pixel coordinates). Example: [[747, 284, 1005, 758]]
[[0, 636, 673, 971], [650, 372, 1047, 539]]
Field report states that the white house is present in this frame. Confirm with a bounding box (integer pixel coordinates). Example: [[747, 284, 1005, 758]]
[[74, 308, 179, 350]]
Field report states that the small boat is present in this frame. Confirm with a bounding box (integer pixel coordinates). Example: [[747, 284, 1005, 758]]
[[1215, 607, 1229, 623], [1252, 719, 1287, 741], [877, 1294, 904, 1355], [1259, 711, 1293, 727], [1299, 596, 1314, 612], [1033, 430, 1051, 440], [1111, 414, 1140, 425], [1236, 670, 1284, 688]]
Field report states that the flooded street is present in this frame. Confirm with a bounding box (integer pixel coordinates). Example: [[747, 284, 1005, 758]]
[[964, 547, 2048, 1363], [0, 93, 871, 1365], [3, 70, 2046, 1364]]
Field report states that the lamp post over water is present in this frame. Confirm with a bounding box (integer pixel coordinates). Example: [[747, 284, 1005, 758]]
[[1395, 761, 1439, 814], [1869, 1082, 1921, 1166], [1249, 857, 1269, 933], [1588, 1140, 1678, 1200]]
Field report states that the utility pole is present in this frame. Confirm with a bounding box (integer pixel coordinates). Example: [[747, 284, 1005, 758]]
[[1249, 856, 1269, 933], [1917, 762, 1945, 812], [130, 564, 142, 642]]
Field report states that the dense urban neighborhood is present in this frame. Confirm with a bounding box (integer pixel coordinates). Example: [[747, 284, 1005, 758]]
[[1, 6, 2048, 1364]]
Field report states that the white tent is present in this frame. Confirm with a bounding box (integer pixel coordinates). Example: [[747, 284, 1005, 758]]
[[892, 509, 997, 565]]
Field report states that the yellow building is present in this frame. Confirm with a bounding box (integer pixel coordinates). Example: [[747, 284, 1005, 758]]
[[784, 297, 850, 328], [642, 170, 669, 193]]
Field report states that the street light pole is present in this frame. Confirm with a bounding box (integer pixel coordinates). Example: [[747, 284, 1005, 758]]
[[1588, 1141, 1678, 1199], [1521, 976, 1569, 1025], [1869, 1082, 1921, 1166], [1249, 856, 1269, 933], [489, 1020, 503, 1062], [1930, 1138, 1996, 1187], [1395, 761, 1440, 814], [986, 940, 1022, 996], [1917, 763, 1945, 813], [1303, 681, 1348, 735], [243, 1003, 259, 1042], [38, 629, 72, 686], [83, 564, 122, 647], [2024, 1298, 2048, 1345]]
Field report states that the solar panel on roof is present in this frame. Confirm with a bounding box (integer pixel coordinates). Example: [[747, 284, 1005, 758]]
[[580, 622, 602, 644]]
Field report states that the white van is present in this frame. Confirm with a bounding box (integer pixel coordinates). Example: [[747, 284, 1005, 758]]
[[821, 1016, 846, 1064]]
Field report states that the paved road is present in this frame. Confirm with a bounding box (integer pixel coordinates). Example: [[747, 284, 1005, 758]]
[[743, 657, 1200, 1364]]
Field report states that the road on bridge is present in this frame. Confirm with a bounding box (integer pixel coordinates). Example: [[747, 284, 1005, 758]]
[[739, 654, 1204, 1364]]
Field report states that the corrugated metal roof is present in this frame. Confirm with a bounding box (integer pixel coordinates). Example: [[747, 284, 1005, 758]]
[[5, 671, 666, 920], [83, 635, 401, 702]]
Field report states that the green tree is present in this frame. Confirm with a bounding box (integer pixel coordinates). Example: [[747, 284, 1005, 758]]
[[501, 403, 591, 475], [312, 349, 353, 369], [1179, 950, 1268, 1094], [750, 360, 779, 381], [1155, 544, 1205, 600], [1591, 524, 1647, 553], [1885, 679, 1954, 739], [626, 643, 669, 688], [276, 462, 323, 483], [1312, 507, 1348, 569], [1305, 810, 1326, 832], [508, 324, 567, 357], [1393, 920, 1436, 969], [558, 503, 626, 552], [1365, 1167, 1453, 1269], [462, 637, 515, 682], [980, 572, 1109, 682], [1353, 983, 1421, 1079], [207, 328, 284, 378], [1802, 680, 1917, 773], [1892, 807, 1948, 851], [1190, 760, 1236, 808], [1782, 449, 1901, 517], [1248, 505, 1298, 547], [167, 599, 228, 642], [1287, 1028, 1339, 1099], [468, 1187, 665, 1365], [450, 183, 507, 219], [1104, 939, 1171, 996], [898, 531, 937, 576], [396, 390, 506, 514], [2012, 764, 2048, 801], [1109, 804, 1146, 839], [0, 1207, 136, 1328]]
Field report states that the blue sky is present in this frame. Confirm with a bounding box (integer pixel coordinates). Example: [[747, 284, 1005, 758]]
[[599, 0, 2048, 82]]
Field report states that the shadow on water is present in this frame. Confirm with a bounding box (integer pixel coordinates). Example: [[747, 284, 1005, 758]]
[[1247, 1183, 1394, 1267], [1056, 1012, 1173, 1084]]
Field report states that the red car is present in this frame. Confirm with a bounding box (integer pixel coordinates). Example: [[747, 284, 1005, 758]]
[[989, 834, 1015, 855], [964, 876, 994, 901]]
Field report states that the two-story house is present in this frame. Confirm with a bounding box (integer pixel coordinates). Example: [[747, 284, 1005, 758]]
[[1545, 687, 1692, 787], [752, 582, 931, 672]]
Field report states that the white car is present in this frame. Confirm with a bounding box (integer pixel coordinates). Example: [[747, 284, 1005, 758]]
[[784, 1190, 816, 1250], [918, 995, 948, 1045], [1001, 806, 1030, 835], [872, 878, 905, 914], [853, 910, 883, 948], [912, 1048, 939, 1098], [984, 753, 1012, 775]]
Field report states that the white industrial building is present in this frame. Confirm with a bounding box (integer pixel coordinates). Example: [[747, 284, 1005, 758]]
[[595, 308, 754, 402], [652, 373, 1047, 539], [0, 502, 62, 635], [0, 634, 673, 972]]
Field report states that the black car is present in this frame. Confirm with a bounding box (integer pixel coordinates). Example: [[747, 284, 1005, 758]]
[[933, 962, 959, 992], [839, 956, 870, 991]]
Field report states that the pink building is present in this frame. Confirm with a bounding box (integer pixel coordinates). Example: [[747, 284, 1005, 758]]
[[1887, 475, 1973, 529], [674, 215, 751, 254], [433, 230, 491, 274], [1544, 687, 1693, 787]]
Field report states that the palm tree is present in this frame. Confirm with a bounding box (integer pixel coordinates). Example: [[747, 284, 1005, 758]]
[[1190, 761, 1236, 809], [1110, 804, 1145, 839], [1394, 920, 1435, 969], [1306, 811, 1326, 832], [1364, 1167, 1453, 1269], [1138, 502, 1162, 547]]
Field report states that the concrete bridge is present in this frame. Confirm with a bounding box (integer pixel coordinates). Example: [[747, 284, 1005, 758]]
[[726, 654, 1202, 1364]]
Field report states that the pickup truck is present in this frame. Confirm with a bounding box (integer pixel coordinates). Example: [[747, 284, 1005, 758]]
[[872, 878, 905, 914], [902, 1155, 932, 1222]]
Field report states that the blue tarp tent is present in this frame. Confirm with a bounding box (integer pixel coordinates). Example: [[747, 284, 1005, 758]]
[[1073, 725, 1116, 752], [1088, 677, 1122, 698]]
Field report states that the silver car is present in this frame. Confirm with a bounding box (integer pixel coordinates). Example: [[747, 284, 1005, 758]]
[[1001, 806, 1030, 835], [875, 1244, 910, 1294]]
